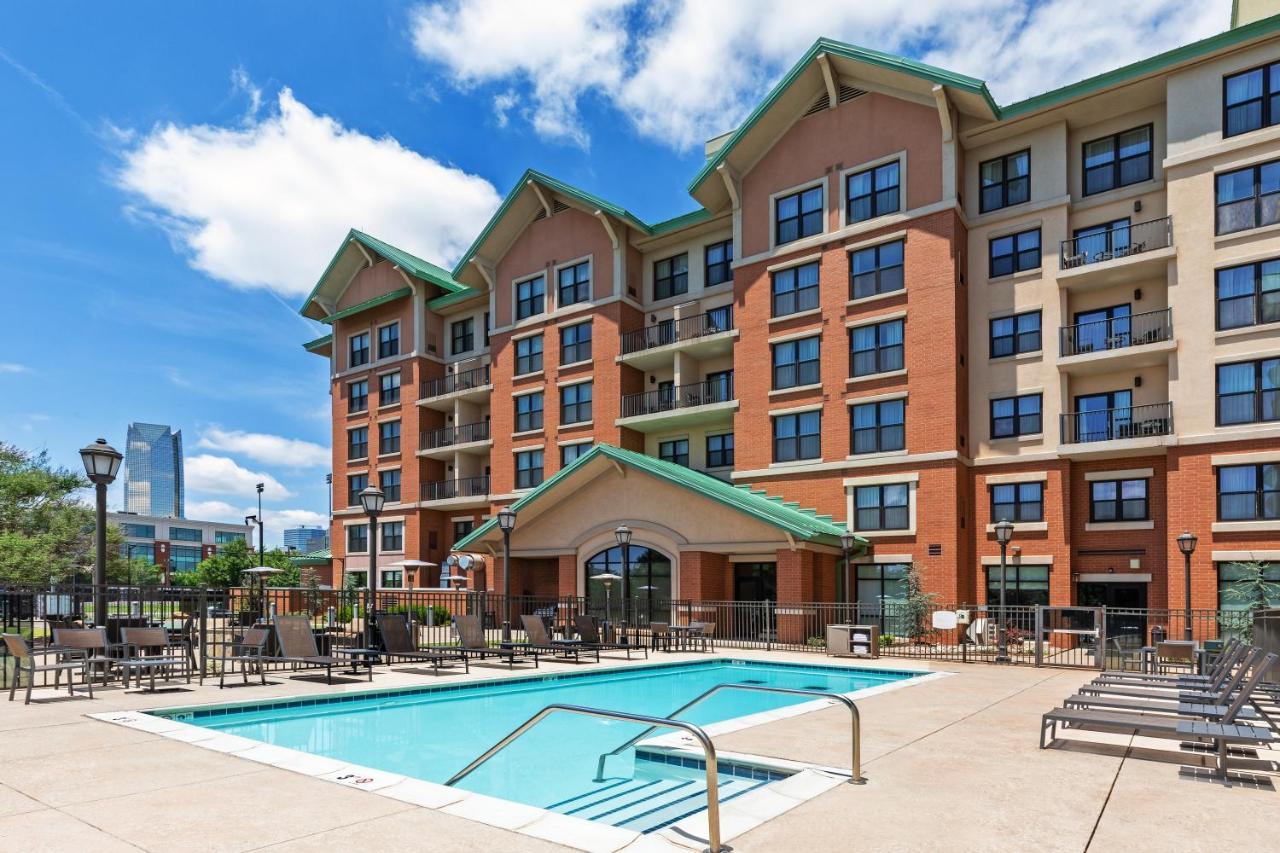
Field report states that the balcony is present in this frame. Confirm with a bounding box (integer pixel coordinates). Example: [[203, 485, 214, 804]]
[[421, 475, 490, 505], [1057, 308, 1176, 375], [1057, 216, 1174, 290], [419, 365, 491, 411], [617, 307, 736, 369], [616, 375, 737, 432], [1059, 402, 1174, 456], [418, 422, 492, 459]]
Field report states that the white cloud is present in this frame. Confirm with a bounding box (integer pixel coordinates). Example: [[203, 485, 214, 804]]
[[0, 363, 29, 374], [184, 499, 245, 522], [186, 501, 327, 548], [410, 0, 1232, 150], [185, 454, 294, 499], [197, 426, 329, 468], [269, 508, 328, 529], [116, 86, 502, 297]]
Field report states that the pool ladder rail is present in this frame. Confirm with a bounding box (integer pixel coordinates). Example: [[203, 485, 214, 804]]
[[444, 686, 864, 853]]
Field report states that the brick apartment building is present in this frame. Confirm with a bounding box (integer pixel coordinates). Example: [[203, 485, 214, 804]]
[[301, 8, 1280, 620]]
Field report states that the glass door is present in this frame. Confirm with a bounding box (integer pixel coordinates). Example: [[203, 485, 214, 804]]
[[1073, 390, 1132, 442], [1072, 304, 1131, 353]]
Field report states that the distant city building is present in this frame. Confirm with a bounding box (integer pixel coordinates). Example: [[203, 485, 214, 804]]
[[123, 422, 184, 517], [111, 512, 252, 582], [284, 525, 328, 553]]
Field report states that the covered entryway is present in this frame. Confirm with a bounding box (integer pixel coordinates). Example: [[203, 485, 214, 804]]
[[1078, 576, 1150, 649]]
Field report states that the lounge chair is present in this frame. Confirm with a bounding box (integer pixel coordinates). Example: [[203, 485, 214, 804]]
[[1093, 639, 1242, 686], [202, 627, 270, 688], [419, 614, 538, 668], [3, 634, 94, 705], [377, 614, 469, 674], [518, 614, 599, 663], [574, 614, 648, 660], [118, 627, 191, 691], [1079, 649, 1248, 701], [272, 614, 371, 684]]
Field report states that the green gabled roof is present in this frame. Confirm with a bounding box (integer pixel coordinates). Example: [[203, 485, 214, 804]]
[[290, 547, 331, 566], [648, 207, 716, 236], [302, 333, 332, 352], [428, 286, 484, 311], [319, 286, 412, 324], [452, 443, 862, 552]]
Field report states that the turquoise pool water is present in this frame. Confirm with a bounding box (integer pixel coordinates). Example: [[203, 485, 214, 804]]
[[158, 659, 920, 829]]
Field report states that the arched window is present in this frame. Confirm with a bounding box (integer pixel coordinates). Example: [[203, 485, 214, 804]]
[[584, 545, 672, 624]]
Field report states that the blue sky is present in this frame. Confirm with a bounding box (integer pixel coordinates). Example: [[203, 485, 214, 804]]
[[0, 1, 1231, 544]]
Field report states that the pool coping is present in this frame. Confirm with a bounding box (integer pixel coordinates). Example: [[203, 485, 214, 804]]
[[89, 656, 947, 853]]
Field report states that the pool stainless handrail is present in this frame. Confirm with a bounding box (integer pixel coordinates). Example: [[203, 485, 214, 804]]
[[594, 684, 864, 785], [444, 702, 727, 852]]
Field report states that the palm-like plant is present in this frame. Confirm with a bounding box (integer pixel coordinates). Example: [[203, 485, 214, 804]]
[[1219, 561, 1280, 642]]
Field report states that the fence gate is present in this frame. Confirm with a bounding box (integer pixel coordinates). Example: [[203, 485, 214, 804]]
[[1034, 606, 1105, 669]]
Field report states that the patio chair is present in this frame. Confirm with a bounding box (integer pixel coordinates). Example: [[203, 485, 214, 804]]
[[689, 621, 717, 652], [3, 634, 94, 705], [376, 614, 469, 674], [202, 627, 270, 688], [272, 614, 371, 684], [517, 614, 598, 663], [1095, 641, 1244, 687], [51, 627, 125, 684], [118, 627, 190, 691], [650, 622, 673, 652], [167, 614, 197, 672], [574, 614, 648, 660], [418, 614, 538, 668]]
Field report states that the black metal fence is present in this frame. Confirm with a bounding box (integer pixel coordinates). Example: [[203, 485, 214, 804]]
[[620, 375, 735, 418], [1059, 307, 1172, 357], [1060, 401, 1173, 444], [1059, 215, 1172, 268], [619, 306, 735, 355]]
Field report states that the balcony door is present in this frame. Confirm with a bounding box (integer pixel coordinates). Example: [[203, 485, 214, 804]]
[[1072, 390, 1132, 442], [1071, 304, 1131, 353], [1072, 218, 1130, 264]]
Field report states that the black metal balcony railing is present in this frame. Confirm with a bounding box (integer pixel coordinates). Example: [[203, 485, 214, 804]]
[[1060, 402, 1173, 444], [421, 421, 491, 450], [421, 475, 490, 502], [1059, 307, 1172, 357], [421, 365, 490, 399], [1059, 216, 1172, 269], [619, 306, 734, 356], [621, 374, 734, 419]]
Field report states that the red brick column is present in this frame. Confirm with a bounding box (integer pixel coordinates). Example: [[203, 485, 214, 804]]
[[557, 553, 578, 597], [775, 549, 818, 644]]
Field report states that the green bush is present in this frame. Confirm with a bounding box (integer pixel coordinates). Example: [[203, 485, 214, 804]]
[[335, 605, 353, 623], [805, 635, 825, 647], [386, 603, 451, 626], [878, 633, 894, 646]]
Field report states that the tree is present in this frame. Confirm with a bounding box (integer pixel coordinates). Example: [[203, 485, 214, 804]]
[[0, 443, 95, 585], [903, 562, 938, 643], [1219, 561, 1280, 642], [178, 538, 298, 589]]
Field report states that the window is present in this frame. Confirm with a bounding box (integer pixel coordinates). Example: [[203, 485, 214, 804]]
[[1216, 160, 1280, 235], [654, 254, 689, 300], [558, 261, 591, 306], [985, 565, 1049, 607], [847, 161, 900, 223], [453, 519, 474, 542], [379, 371, 400, 405], [1217, 358, 1280, 425], [516, 275, 545, 320], [348, 473, 368, 506], [850, 319, 904, 377], [1071, 219, 1132, 265], [169, 526, 201, 542], [170, 545, 201, 573], [214, 530, 244, 544], [1090, 478, 1148, 522], [379, 469, 401, 503], [989, 228, 1040, 277], [348, 379, 368, 413], [706, 433, 734, 468], [1218, 463, 1279, 520], [989, 311, 1041, 358], [851, 399, 905, 454], [451, 318, 474, 355], [854, 484, 910, 531], [773, 411, 821, 462], [855, 563, 908, 605], [121, 523, 155, 539], [772, 336, 821, 389], [1218, 562, 1280, 611], [349, 332, 369, 368], [657, 438, 689, 467], [850, 240, 904, 300], [979, 150, 1029, 212], [483, 311, 490, 346], [991, 482, 1044, 522], [560, 322, 591, 364], [1224, 62, 1280, 137], [771, 261, 820, 317], [347, 524, 368, 553], [348, 426, 368, 460], [379, 420, 401, 454], [515, 392, 543, 432], [776, 185, 824, 244], [561, 382, 592, 424], [1082, 126, 1152, 196], [990, 393, 1042, 438], [705, 240, 733, 286], [516, 450, 544, 489], [381, 520, 403, 551], [380, 569, 403, 589], [705, 370, 734, 402], [1216, 259, 1280, 330], [561, 442, 591, 466], [378, 322, 399, 359], [515, 334, 543, 375]]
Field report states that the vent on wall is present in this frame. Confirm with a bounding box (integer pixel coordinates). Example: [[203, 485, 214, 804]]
[[534, 199, 571, 221], [803, 85, 866, 117]]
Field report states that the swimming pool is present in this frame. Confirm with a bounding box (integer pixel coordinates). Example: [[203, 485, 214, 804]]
[[151, 658, 925, 834]]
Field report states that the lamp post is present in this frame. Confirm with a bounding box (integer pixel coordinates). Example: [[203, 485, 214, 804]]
[[497, 507, 517, 643], [359, 486, 385, 649], [325, 473, 332, 519], [255, 482, 265, 567], [840, 531, 857, 614], [1176, 530, 1198, 641], [614, 525, 632, 640], [994, 519, 1014, 663], [80, 438, 123, 626]]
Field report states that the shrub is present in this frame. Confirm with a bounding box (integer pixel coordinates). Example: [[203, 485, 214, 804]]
[[430, 604, 451, 627], [335, 605, 353, 624], [878, 633, 894, 646], [806, 635, 825, 648]]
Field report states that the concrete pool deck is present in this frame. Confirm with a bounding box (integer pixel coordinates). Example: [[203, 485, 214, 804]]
[[0, 650, 1274, 852]]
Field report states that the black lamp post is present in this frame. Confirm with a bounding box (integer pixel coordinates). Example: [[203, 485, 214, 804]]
[[359, 486, 385, 649], [840, 531, 857, 611], [1177, 530, 1198, 641], [497, 507, 517, 642], [244, 514, 264, 563], [80, 438, 123, 626], [614, 525, 632, 641], [994, 519, 1014, 663], [255, 482, 265, 567]]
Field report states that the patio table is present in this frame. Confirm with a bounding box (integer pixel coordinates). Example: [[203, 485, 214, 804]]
[[667, 625, 699, 652], [1139, 644, 1208, 674]]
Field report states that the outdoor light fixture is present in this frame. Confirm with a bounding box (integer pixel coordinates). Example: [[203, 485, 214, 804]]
[[79, 438, 123, 626], [1177, 530, 1198, 641], [993, 519, 1014, 663], [496, 507, 517, 642], [614, 525, 633, 643], [80, 438, 124, 483], [359, 486, 385, 649]]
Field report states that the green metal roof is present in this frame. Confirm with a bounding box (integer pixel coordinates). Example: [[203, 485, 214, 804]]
[[302, 333, 332, 352], [452, 443, 861, 552], [290, 547, 331, 566], [319, 286, 412, 325]]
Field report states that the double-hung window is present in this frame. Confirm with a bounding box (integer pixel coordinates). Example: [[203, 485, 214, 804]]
[[347, 524, 368, 553], [771, 261, 820, 317], [850, 399, 905, 454], [1218, 463, 1279, 520], [991, 482, 1043, 522], [979, 150, 1029, 212], [378, 322, 399, 358], [558, 260, 591, 306], [379, 371, 400, 405], [706, 433, 734, 468], [658, 438, 689, 467], [451, 318, 474, 355], [560, 322, 591, 364], [1224, 62, 1280, 137], [348, 380, 368, 413], [847, 161, 900, 222], [1217, 358, 1280, 426], [1082, 126, 1152, 196], [772, 336, 820, 389], [381, 521, 403, 551], [989, 228, 1040, 278], [348, 426, 368, 460], [378, 420, 400, 454], [849, 319, 904, 377], [654, 254, 688, 300], [1216, 160, 1280, 235], [989, 311, 1041, 358], [515, 392, 543, 432], [561, 381, 592, 424], [561, 442, 591, 466], [776, 185, 824, 244], [705, 240, 733, 286], [379, 469, 401, 503], [773, 411, 821, 462], [990, 393, 1041, 438], [854, 484, 910, 531], [1216, 259, 1280, 330], [515, 334, 543, 375], [347, 474, 368, 506], [1089, 478, 1148, 522], [516, 275, 545, 320], [349, 332, 369, 368], [515, 450, 544, 489], [850, 240, 904, 300]]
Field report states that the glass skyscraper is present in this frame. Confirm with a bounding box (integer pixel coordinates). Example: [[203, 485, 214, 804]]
[[123, 423, 184, 517]]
